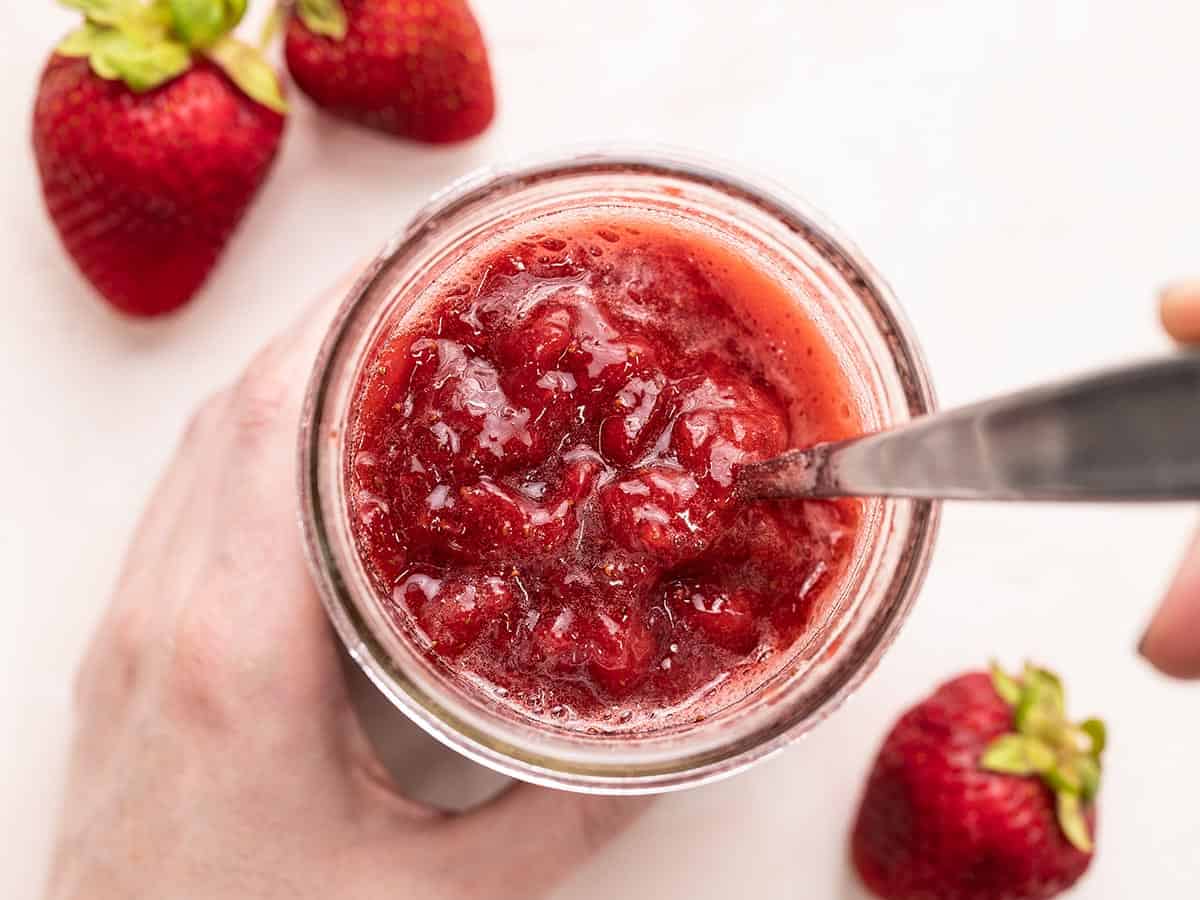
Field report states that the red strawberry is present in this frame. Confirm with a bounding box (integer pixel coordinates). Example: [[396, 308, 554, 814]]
[[284, 0, 495, 143], [33, 1, 288, 317], [851, 664, 1106, 900]]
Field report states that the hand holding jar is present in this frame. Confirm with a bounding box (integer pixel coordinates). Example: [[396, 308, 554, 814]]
[[43, 268, 650, 900]]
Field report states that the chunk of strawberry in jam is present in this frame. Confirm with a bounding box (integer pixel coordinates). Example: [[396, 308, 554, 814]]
[[671, 375, 788, 486], [538, 556, 659, 619], [398, 570, 515, 656], [396, 455, 601, 563], [599, 465, 727, 565], [770, 561, 829, 641], [560, 297, 657, 392], [592, 556, 658, 602], [607, 242, 727, 323], [401, 338, 544, 479], [701, 502, 795, 578], [355, 334, 416, 424], [558, 450, 605, 502], [501, 367, 578, 452], [599, 374, 672, 464], [586, 607, 660, 696], [494, 302, 574, 371], [667, 580, 761, 654], [384, 469, 452, 553], [350, 455, 407, 572], [451, 477, 581, 559], [707, 499, 857, 583], [530, 607, 589, 671]]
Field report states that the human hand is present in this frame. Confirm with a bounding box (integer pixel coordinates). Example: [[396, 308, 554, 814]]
[[1140, 281, 1200, 679], [44, 269, 649, 900]]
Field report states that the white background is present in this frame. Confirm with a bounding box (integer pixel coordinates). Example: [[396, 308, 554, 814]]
[[4, 1, 1199, 897]]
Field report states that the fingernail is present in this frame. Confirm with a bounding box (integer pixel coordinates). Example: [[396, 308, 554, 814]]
[[1136, 629, 1150, 659]]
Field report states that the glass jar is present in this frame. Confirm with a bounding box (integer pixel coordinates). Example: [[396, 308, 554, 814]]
[[299, 149, 939, 794]]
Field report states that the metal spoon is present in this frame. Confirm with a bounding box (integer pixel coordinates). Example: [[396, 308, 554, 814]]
[[738, 353, 1200, 502]]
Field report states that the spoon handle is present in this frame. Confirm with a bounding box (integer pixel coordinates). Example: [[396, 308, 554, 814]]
[[741, 353, 1200, 502]]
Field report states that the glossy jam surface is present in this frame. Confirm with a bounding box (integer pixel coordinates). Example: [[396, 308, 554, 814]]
[[347, 209, 863, 727]]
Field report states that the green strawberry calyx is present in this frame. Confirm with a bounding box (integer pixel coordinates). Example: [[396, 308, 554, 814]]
[[981, 662, 1106, 853], [257, 0, 345, 52], [294, 0, 347, 40], [56, 0, 288, 113]]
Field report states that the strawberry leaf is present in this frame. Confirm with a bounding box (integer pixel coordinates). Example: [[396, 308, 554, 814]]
[[1080, 718, 1106, 757], [1077, 756, 1101, 801], [1014, 680, 1050, 735], [58, 23, 192, 92], [57, 23, 105, 56], [1045, 761, 1082, 795], [980, 734, 1056, 776], [59, 0, 139, 27], [297, 0, 348, 40], [60, 0, 173, 41], [1055, 792, 1093, 853], [989, 661, 1021, 705], [169, 0, 246, 48], [1014, 671, 1066, 742], [1023, 663, 1066, 713], [206, 36, 288, 114]]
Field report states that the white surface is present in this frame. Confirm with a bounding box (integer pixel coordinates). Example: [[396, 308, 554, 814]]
[[3, 1, 1199, 897]]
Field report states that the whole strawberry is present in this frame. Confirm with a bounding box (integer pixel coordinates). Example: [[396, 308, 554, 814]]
[[33, 0, 288, 316], [852, 664, 1106, 900], [284, 0, 494, 143]]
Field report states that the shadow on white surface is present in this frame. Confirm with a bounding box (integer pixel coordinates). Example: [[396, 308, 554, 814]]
[[838, 864, 874, 900]]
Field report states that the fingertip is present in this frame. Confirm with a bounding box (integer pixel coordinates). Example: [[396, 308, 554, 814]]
[[1159, 281, 1200, 344], [1139, 527, 1200, 680], [1139, 629, 1200, 680]]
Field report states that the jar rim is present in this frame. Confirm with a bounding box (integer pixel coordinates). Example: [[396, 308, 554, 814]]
[[299, 148, 940, 794]]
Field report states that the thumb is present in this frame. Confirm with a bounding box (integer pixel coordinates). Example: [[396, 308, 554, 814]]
[[445, 783, 653, 899], [1140, 525, 1200, 679]]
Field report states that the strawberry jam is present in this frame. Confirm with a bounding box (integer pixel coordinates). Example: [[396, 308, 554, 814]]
[[347, 209, 863, 726]]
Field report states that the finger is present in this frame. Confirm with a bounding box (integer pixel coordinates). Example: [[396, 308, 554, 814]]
[[148, 261, 441, 809], [81, 392, 230, 703], [1139, 525, 1200, 679], [126, 261, 369, 732], [1160, 281, 1200, 344], [176, 262, 369, 693], [445, 784, 652, 898], [113, 255, 365, 631], [109, 391, 229, 597]]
